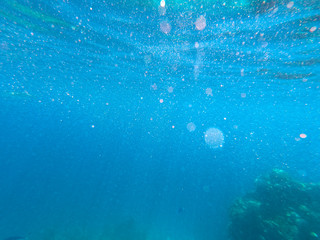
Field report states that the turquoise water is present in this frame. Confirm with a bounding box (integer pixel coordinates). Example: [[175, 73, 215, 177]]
[[0, 0, 319, 239]]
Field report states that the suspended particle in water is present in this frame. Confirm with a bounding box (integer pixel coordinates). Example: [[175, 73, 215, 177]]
[[298, 169, 307, 177], [144, 55, 152, 64], [158, 0, 166, 15], [300, 133, 307, 139], [286, 1, 294, 8], [204, 128, 225, 149], [151, 83, 157, 90], [310, 27, 317, 33], [187, 122, 196, 132]]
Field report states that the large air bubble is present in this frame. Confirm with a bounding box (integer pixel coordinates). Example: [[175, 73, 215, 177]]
[[204, 128, 225, 149]]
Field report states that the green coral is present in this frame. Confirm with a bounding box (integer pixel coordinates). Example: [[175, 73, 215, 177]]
[[229, 169, 320, 240]]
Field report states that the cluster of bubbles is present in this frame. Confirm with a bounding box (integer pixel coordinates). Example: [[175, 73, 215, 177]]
[[158, 0, 224, 149], [159, 0, 207, 34]]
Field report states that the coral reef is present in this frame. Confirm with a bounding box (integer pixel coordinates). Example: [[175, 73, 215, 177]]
[[229, 169, 320, 240]]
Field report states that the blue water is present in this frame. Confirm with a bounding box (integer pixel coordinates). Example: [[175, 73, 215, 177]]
[[0, 0, 319, 239]]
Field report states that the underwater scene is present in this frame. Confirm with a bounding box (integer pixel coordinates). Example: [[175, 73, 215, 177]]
[[0, 0, 319, 239]]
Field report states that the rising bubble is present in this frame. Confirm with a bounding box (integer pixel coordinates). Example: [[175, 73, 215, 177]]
[[187, 122, 196, 132], [204, 128, 225, 149], [160, 21, 171, 34], [195, 15, 206, 31]]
